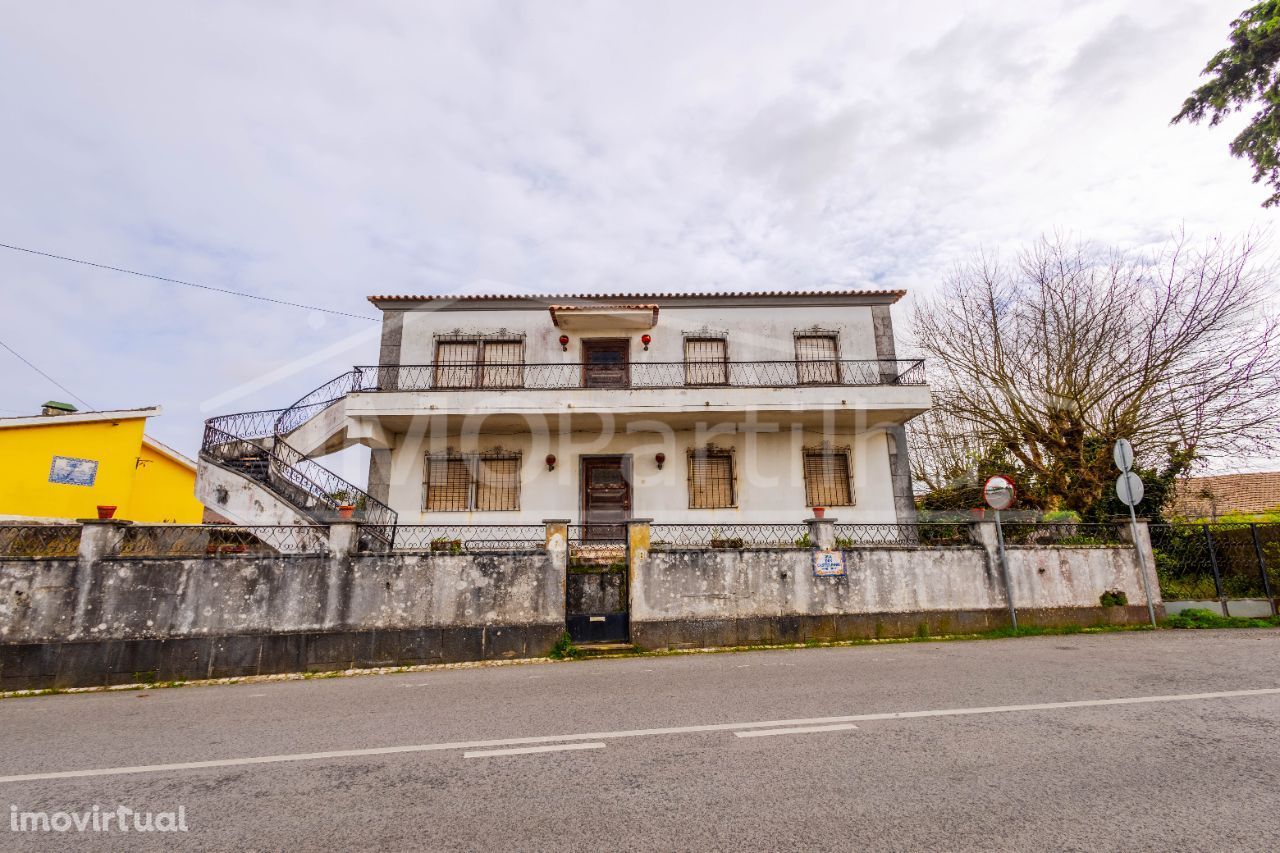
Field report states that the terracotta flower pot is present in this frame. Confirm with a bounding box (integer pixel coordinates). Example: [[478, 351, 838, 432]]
[[812, 507, 826, 519], [337, 504, 355, 520], [96, 505, 117, 520]]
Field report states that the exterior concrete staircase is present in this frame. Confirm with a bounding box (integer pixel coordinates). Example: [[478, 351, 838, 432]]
[[198, 368, 397, 549]]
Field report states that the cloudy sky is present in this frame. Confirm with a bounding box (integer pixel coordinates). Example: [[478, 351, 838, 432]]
[[0, 0, 1274, 479]]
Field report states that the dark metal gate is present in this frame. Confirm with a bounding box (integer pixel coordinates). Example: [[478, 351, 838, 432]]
[[565, 527, 630, 643]]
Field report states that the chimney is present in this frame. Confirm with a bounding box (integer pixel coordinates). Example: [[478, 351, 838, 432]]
[[41, 400, 78, 416]]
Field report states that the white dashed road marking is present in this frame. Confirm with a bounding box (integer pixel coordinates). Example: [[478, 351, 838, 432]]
[[464, 743, 606, 759], [2, 687, 1277, 784], [734, 723, 859, 738]]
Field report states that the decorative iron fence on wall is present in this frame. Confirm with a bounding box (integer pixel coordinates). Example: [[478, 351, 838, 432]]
[[649, 523, 812, 550], [1151, 523, 1278, 600], [0, 525, 81, 558], [386, 525, 547, 553], [115, 525, 329, 558]]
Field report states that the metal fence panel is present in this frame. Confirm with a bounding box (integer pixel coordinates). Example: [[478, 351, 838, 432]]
[[0, 525, 81, 558], [117, 525, 329, 557], [1151, 523, 1278, 600]]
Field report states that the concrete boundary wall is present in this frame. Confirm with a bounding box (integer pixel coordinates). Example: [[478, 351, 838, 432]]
[[0, 520, 566, 691], [1, 518, 1164, 690], [629, 519, 1162, 649]]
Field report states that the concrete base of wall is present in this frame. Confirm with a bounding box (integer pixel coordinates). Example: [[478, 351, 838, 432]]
[[632, 606, 1156, 650], [0, 623, 563, 692], [1162, 599, 1278, 618]]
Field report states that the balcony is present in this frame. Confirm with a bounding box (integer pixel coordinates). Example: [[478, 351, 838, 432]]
[[338, 359, 931, 434]]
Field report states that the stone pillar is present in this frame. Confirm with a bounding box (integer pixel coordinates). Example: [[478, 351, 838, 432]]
[[323, 523, 357, 627], [807, 516, 836, 550], [327, 522, 360, 559], [543, 519, 570, 625], [543, 519, 570, 555], [967, 520, 999, 555], [76, 518, 129, 563], [71, 519, 131, 639], [626, 519, 652, 619], [1116, 518, 1163, 611]]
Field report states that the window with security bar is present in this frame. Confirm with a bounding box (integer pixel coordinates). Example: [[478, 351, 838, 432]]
[[795, 334, 839, 384], [433, 339, 525, 389], [684, 337, 729, 386], [424, 452, 521, 511], [688, 449, 735, 508], [802, 448, 853, 506]]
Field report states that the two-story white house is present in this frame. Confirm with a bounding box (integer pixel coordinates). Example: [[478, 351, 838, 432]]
[[197, 290, 931, 542]]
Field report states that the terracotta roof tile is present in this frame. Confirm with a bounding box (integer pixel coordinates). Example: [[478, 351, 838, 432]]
[[1171, 472, 1280, 518], [368, 288, 906, 304]]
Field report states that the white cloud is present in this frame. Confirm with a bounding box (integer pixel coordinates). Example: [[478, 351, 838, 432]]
[[0, 0, 1273, 474]]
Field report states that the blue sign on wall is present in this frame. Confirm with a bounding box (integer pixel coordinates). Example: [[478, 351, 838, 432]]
[[813, 549, 846, 577], [49, 456, 98, 487]]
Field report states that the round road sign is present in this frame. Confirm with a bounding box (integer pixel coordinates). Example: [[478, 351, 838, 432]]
[[1116, 471, 1144, 507], [1113, 439, 1135, 472], [983, 476, 1017, 511]]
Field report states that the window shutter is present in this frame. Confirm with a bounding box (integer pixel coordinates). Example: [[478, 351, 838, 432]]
[[684, 338, 728, 386], [803, 450, 852, 506], [425, 456, 472, 511], [480, 340, 524, 389], [795, 335, 839, 384], [688, 451, 734, 508], [434, 341, 479, 388]]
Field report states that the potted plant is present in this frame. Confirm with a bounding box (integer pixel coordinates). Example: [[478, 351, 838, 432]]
[[337, 504, 355, 520], [812, 507, 826, 519], [96, 505, 117, 520]]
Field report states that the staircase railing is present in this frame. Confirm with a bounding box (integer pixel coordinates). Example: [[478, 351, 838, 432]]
[[201, 372, 398, 549]]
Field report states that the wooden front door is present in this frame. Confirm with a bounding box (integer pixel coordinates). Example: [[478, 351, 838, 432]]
[[582, 456, 631, 541], [582, 339, 630, 388]]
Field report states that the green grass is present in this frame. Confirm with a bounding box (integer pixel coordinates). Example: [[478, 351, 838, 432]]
[[1162, 607, 1280, 630]]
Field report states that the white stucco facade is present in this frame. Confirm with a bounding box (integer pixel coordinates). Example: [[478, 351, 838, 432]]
[[325, 291, 932, 528]]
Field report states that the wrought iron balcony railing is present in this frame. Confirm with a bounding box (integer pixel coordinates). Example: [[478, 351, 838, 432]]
[[352, 358, 925, 392]]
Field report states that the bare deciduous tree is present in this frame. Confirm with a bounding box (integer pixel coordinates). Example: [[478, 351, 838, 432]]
[[910, 233, 1280, 513]]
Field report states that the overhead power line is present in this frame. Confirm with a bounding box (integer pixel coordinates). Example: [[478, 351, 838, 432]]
[[0, 337, 94, 410], [0, 242, 377, 321]]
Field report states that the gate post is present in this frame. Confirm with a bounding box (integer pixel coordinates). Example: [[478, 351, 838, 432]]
[[543, 519, 570, 629]]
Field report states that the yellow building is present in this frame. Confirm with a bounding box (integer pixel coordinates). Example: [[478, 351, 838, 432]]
[[0, 403, 204, 523]]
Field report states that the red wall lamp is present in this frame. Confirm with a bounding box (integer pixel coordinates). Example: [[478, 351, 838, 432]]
[[559, 334, 570, 351], [655, 452, 665, 470], [641, 333, 652, 351], [545, 454, 557, 471]]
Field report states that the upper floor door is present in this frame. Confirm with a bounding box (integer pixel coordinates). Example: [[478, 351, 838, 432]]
[[582, 339, 630, 388]]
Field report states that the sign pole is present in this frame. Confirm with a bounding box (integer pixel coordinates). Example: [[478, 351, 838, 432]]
[[1122, 477, 1158, 628], [995, 508, 1017, 631]]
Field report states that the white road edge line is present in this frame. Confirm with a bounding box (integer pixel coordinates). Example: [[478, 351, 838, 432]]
[[3, 687, 1278, 784], [734, 723, 859, 738], [464, 743, 606, 759]]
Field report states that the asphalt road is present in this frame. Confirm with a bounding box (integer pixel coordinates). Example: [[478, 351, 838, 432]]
[[2, 629, 1279, 851]]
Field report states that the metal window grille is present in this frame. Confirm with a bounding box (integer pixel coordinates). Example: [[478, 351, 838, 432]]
[[481, 340, 525, 389], [474, 454, 521, 511], [688, 450, 735, 508], [795, 335, 839, 384], [433, 340, 525, 389], [803, 448, 853, 506], [424, 452, 522, 511], [684, 338, 728, 386], [433, 341, 479, 388], [425, 456, 472, 511]]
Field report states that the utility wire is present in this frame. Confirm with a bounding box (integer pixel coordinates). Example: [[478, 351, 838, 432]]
[[0, 242, 377, 321], [0, 337, 94, 410]]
